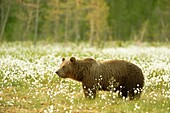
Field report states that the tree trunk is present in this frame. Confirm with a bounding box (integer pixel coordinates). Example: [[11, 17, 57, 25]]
[[75, 0, 80, 41], [90, 20, 94, 46], [0, 5, 11, 41], [64, 11, 69, 41], [34, 0, 39, 47], [23, 9, 33, 42]]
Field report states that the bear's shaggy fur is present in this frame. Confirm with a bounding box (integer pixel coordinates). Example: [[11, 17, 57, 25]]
[[55, 57, 144, 100]]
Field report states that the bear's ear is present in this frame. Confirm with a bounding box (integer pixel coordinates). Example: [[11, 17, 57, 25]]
[[70, 57, 76, 63], [62, 58, 65, 62]]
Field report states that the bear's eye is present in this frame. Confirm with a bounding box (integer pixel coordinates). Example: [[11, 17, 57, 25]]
[[62, 66, 66, 68]]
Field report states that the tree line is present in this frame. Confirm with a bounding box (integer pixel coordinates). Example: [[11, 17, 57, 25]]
[[0, 0, 170, 45]]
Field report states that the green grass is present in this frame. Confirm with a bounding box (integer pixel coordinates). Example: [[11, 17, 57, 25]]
[[0, 42, 170, 113]]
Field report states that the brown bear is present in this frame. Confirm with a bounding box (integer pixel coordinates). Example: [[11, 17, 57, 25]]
[[55, 57, 144, 100]]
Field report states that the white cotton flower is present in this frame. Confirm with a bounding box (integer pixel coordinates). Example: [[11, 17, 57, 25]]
[[162, 75, 170, 82], [134, 103, 140, 110]]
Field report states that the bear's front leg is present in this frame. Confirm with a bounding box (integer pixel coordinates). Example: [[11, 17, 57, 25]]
[[82, 84, 96, 99]]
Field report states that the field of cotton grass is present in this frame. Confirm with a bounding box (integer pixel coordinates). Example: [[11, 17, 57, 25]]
[[0, 42, 170, 113]]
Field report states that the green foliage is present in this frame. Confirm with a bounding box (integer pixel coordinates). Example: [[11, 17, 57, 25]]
[[0, 0, 170, 42]]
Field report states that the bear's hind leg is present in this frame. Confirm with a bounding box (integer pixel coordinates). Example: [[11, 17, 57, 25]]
[[129, 89, 142, 100], [129, 90, 135, 100], [118, 88, 128, 99]]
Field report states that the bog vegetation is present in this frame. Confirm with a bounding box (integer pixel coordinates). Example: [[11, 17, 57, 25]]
[[0, 42, 170, 113]]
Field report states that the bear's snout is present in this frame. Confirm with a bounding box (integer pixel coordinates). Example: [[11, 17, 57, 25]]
[[55, 71, 59, 74], [55, 70, 65, 78], [55, 71, 61, 76]]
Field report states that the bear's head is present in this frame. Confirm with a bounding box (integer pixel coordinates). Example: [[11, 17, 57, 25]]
[[55, 57, 76, 78]]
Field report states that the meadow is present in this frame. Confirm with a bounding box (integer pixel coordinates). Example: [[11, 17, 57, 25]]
[[0, 42, 170, 113]]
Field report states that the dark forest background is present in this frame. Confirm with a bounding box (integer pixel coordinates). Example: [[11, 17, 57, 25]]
[[0, 0, 170, 45]]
